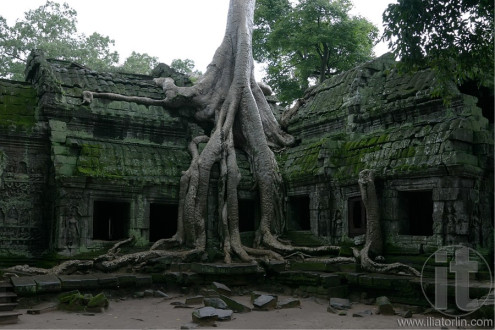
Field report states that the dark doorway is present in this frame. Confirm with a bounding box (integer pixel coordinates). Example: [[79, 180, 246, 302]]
[[288, 196, 311, 230], [348, 197, 366, 237], [238, 199, 257, 232], [399, 191, 433, 236], [93, 201, 130, 240], [149, 203, 178, 242]]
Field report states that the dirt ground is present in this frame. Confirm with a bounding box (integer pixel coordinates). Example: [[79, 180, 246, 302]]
[[4, 292, 458, 330]]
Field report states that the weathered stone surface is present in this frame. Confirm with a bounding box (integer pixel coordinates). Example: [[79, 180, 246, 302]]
[[191, 307, 217, 325], [185, 296, 204, 305], [33, 275, 61, 293], [251, 291, 278, 304], [214, 309, 233, 321], [329, 298, 351, 310], [115, 274, 136, 287], [204, 297, 228, 309], [11, 277, 36, 296], [219, 295, 251, 313], [58, 275, 98, 290], [92, 273, 118, 288], [211, 282, 232, 296], [376, 296, 395, 315], [253, 295, 278, 311]]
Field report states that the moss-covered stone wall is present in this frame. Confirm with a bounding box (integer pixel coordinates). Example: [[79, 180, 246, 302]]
[[0, 79, 52, 257], [280, 54, 493, 253]]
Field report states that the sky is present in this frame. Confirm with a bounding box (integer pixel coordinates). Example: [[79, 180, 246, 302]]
[[2, 0, 396, 74]]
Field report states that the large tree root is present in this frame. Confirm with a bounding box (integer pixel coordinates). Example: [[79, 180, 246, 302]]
[[353, 242, 420, 276]]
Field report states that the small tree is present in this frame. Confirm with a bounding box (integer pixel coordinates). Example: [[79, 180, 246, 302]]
[[254, 0, 378, 104]]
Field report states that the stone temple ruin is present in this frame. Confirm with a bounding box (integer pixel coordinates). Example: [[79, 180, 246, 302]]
[[0, 50, 493, 263]]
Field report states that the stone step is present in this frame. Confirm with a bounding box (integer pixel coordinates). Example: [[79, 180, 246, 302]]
[[0, 292, 17, 303], [0, 303, 18, 312], [0, 311, 21, 325], [0, 281, 13, 292]]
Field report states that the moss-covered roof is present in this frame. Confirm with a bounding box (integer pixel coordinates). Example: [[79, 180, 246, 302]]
[[0, 79, 38, 131], [280, 54, 492, 186]]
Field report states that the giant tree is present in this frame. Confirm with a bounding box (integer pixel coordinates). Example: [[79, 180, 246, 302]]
[[8, 0, 420, 276], [81, 0, 340, 266], [253, 0, 378, 104]]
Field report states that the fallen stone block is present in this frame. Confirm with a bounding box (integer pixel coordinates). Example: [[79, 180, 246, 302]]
[[277, 298, 301, 309], [192, 306, 218, 326], [250, 291, 277, 304], [154, 290, 170, 298], [212, 282, 232, 296], [329, 297, 351, 310], [376, 296, 395, 315], [219, 295, 251, 313], [215, 309, 233, 321], [204, 297, 228, 309], [253, 295, 277, 311]]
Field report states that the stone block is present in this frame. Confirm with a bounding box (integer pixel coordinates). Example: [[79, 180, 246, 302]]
[[450, 128, 473, 143], [116, 274, 136, 287], [319, 273, 341, 288], [329, 297, 351, 310], [219, 295, 251, 313], [192, 307, 218, 325], [376, 296, 395, 315], [253, 295, 278, 311], [58, 275, 98, 290], [204, 297, 228, 310], [135, 274, 152, 287], [11, 277, 37, 296], [211, 282, 231, 296], [33, 275, 61, 293], [93, 273, 118, 288]]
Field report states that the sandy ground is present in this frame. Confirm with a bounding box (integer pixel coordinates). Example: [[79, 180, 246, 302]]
[[3, 292, 459, 330]]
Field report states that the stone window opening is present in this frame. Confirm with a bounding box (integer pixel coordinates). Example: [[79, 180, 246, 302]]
[[288, 195, 311, 231], [348, 196, 366, 237], [238, 199, 258, 232], [92, 201, 130, 241], [399, 190, 434, 236], [149, 203, 178, 242]]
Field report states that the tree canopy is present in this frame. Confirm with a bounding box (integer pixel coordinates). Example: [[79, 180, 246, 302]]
[[253, 0, 378, 105], [382, 0, 494, 98], [0, 1, 159, 80]]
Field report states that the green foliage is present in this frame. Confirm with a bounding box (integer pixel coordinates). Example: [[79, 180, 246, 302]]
[[383, 0, 494, 99], [170, 58, 202, 79], [118, 51, 159, 75], [254, 0, 378, 105], [0, 1, 160, 79]]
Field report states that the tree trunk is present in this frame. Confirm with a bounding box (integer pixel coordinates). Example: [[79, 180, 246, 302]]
[[80, 0, 339, 264], [358, 169, 383, 256]]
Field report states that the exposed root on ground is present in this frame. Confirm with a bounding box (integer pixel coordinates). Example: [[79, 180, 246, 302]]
[[353, 242, 420, 276]]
